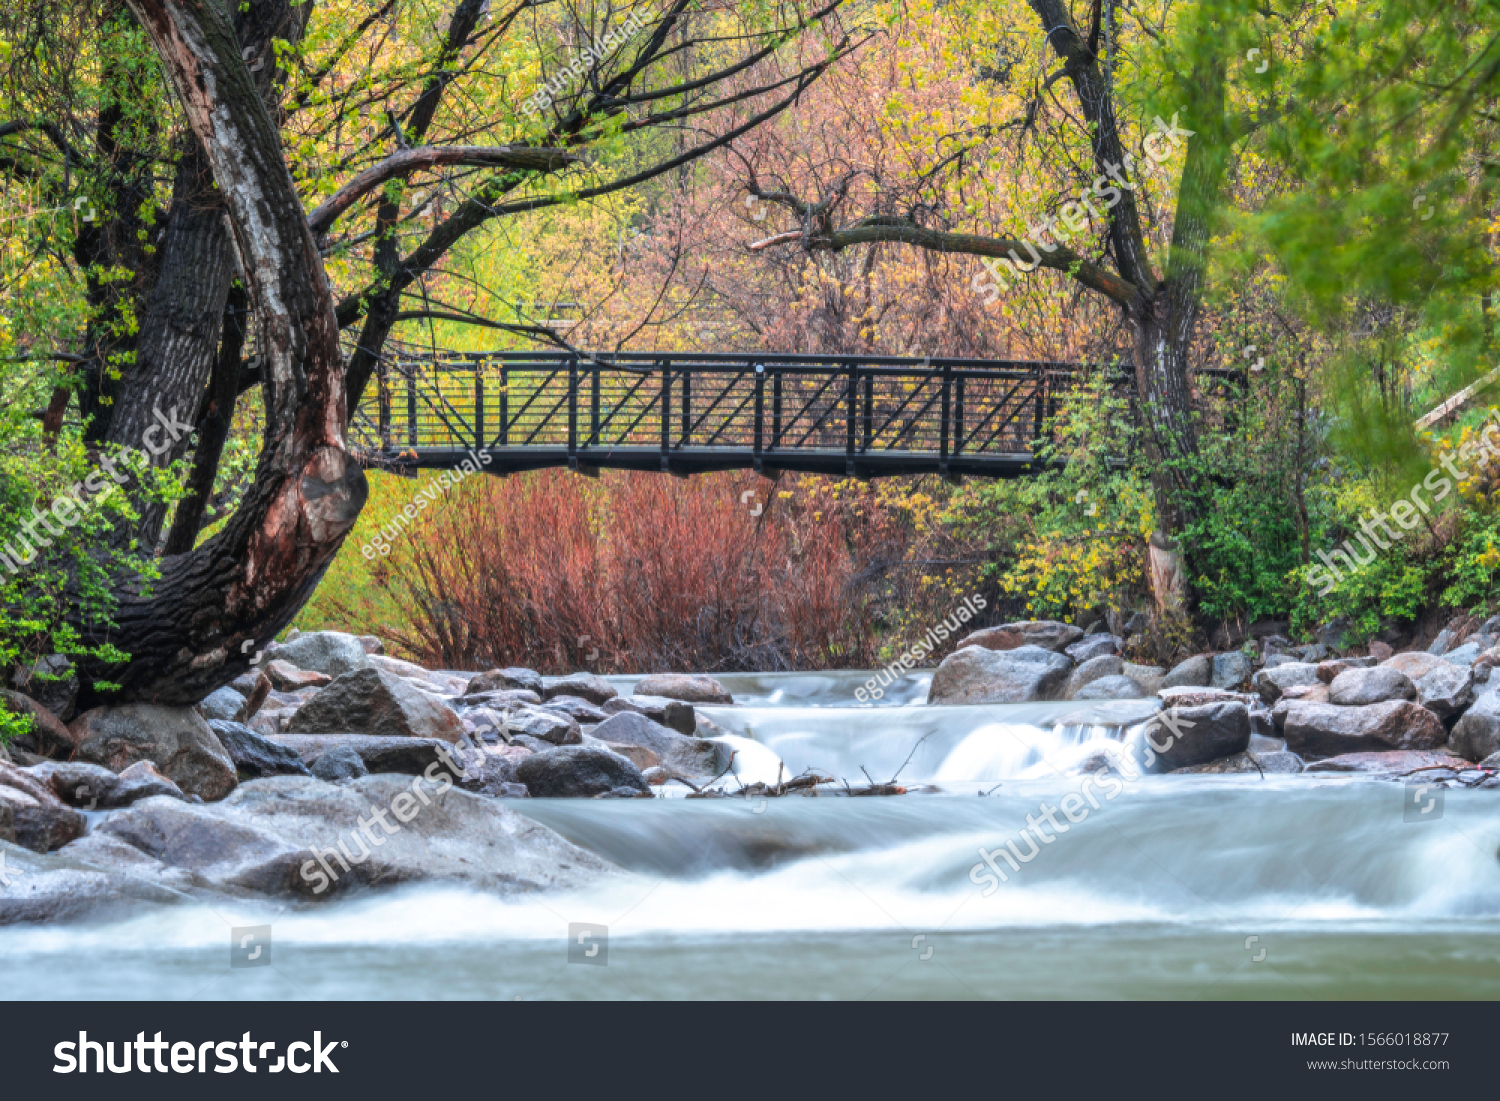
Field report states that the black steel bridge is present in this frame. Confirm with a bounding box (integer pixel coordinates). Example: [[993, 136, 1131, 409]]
[[348, 350, 1235, 479]]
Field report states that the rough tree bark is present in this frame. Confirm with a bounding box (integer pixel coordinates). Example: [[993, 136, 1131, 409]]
[[76, 0, 367, 707]]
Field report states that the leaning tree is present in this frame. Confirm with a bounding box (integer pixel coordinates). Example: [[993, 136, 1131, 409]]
[[0, 0, 858, 704]]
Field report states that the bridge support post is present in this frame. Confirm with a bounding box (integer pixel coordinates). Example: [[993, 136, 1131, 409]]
[[938, 362, 952, 478], [753, 363, 764, 474], [659, 358, 672, 474]]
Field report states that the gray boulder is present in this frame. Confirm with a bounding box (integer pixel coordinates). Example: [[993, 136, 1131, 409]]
[[1161, 655, 1213, 689], [1072, 675, 1148, 700], [465, 667, 545, 696], [286, 668, 467, 743], [1327, 666, 1416, 706], [1304, 749, 1469, 776], [502, 706, 582, 746], [1315, 657, 1377, 683], [69, 704, 237, 802], [588, 712, 722, 781], [516, 745, 651, 797], [0, 764, 86, 852], [1282, 700, 1447, 756], [312, 745, 368, 782], [1210, 651, 1254, 690], [927, 645, 1072, 704], [28, 760, 188, 810], [199, 686, 247, 723], [540, 696, 610, 725], [1121, 662, 1167, 695], [0, 838, 189, 925], [1450, 687, 1500, 762], [1064, 634, 1121, 664], [1148, 701, 1251, 770], [273, 733, 455, 775], [208, 720, 312, 779], [1173, 749, 1303, 775], [957, 620, 1083, 654], [541, 672, 619, 706], [459, 688, 543, 711], [1065, 655, 1124, 699], [1443, 642, 1483, 666], [602, 695, 697, 736], [631, 674, 734, 705], [269, 631, 371, 677], [454, 747, 531, 797], [1383, 652, 1475, 718], [1253, 662, 1321, 705]]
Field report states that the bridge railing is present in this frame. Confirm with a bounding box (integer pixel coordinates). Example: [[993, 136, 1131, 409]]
[[349, 351, 1118, 472]]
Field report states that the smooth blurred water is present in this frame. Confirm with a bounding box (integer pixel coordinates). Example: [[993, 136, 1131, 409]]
[[5, 672, 1498, 999]]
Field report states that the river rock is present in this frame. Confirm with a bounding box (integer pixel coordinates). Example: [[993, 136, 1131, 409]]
[[1158, 686, 1246, 708], [1161, 655, 1213, 689], [957, 620, 1083, 654], [542, 672, 619, 705], [454, 746, 530, 797], [502, 706, 582, 746], [1281, 700, 1447, 756], [1072, 674, 1148, 700], [1173, 749, 1304, 774], [265, 660, 332, 692], [1327, 666, 1416, 706], [1368, 640, 1395, 662], [1210, 652, 1254, 690], [466, 667, 545, 696], [1253, 662, 1321, 705], [0, 763, 86, 852], [1065, 655, 1123, 699], [602, 695, 697, 736], [238, 673, 272, 721], [286, 668, 466, 743], [1303, 749, 1469, 776], [588, 712, 721, 780], [1315, 657, 1377, 684], [1149, 701, 1251, 770], [1064, 634, 1121, 664], [1121, 662, 1166, 695], [70, 705, 237, 802], [459, 689, 543, 712], [1444, 642, 1484, 666], [927, 644, 1071, 704], [208, 720, 312, 779], [199, 686, 247, 723], [9, 655, 79, 723], [269, 631, 371, 677], [0, 690, 77, 760], [601, 742, 660, 773], [516, 745, 651, 797], [541, 696, 610, 725], [632, 674, 734, 705], [1382, 652, 1474, 718], [272, 733, 455, 775], [0, 838, 190, 925], [1450, 687, 1500, 762], [357, 635, 386, 655], [311, 745, 367, 782]]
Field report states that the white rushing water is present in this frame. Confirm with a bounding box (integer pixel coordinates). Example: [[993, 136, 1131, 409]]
[[5, 672, 1500, 999]]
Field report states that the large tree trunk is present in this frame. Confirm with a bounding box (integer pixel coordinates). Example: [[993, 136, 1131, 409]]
[[75, 0, 365, 708]]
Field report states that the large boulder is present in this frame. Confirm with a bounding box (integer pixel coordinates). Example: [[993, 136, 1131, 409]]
[[927, 645, 1072, 704], [454, 746, 532, 797], [268, 631, 371, 677], [272, 733, 456, 775], [0, 838, 189, 925], [602, 695, 697, 736], [69, 705, 237, 802], [541, 672, 619, 706], [1149, 701, 1252, 771], [466, 667, 546, 696], [9, 655, 79, 722], [0, 689, 77, 760], [1315, 657, 1376, 684], [1450, 687, 1500, 762], [1210, 651, 1254, 690], [631, 673, 734, 705], [198, 686, 248, 723], [1121, 662, 1166, 696], [1253, 662, 1321, 705], [1173, 750, 1304, 774], [540, 696, 610, 725], [502, 707, 582, 747], [0, 763, 85, 852], [1161, 655, 1213, 689], [957, 620, 1083, 654], [286, 668, 466, 743], [1282, 701, 1447, 756], [1065, 655, 1124, 699], [588, 712, 722, 781], [1304, 749, 1469, 776], [516, 745, 651, 798], [208, 720, 312, 779], [264, 660, 332, 692], [1327, 666, 1416, 706], [26, 760, 184, 808], [311, 745, 368, 782], [1064, 634, 1121, 664], [1382, 652, 1475, 719], [1071, 675, 1148, 700]]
